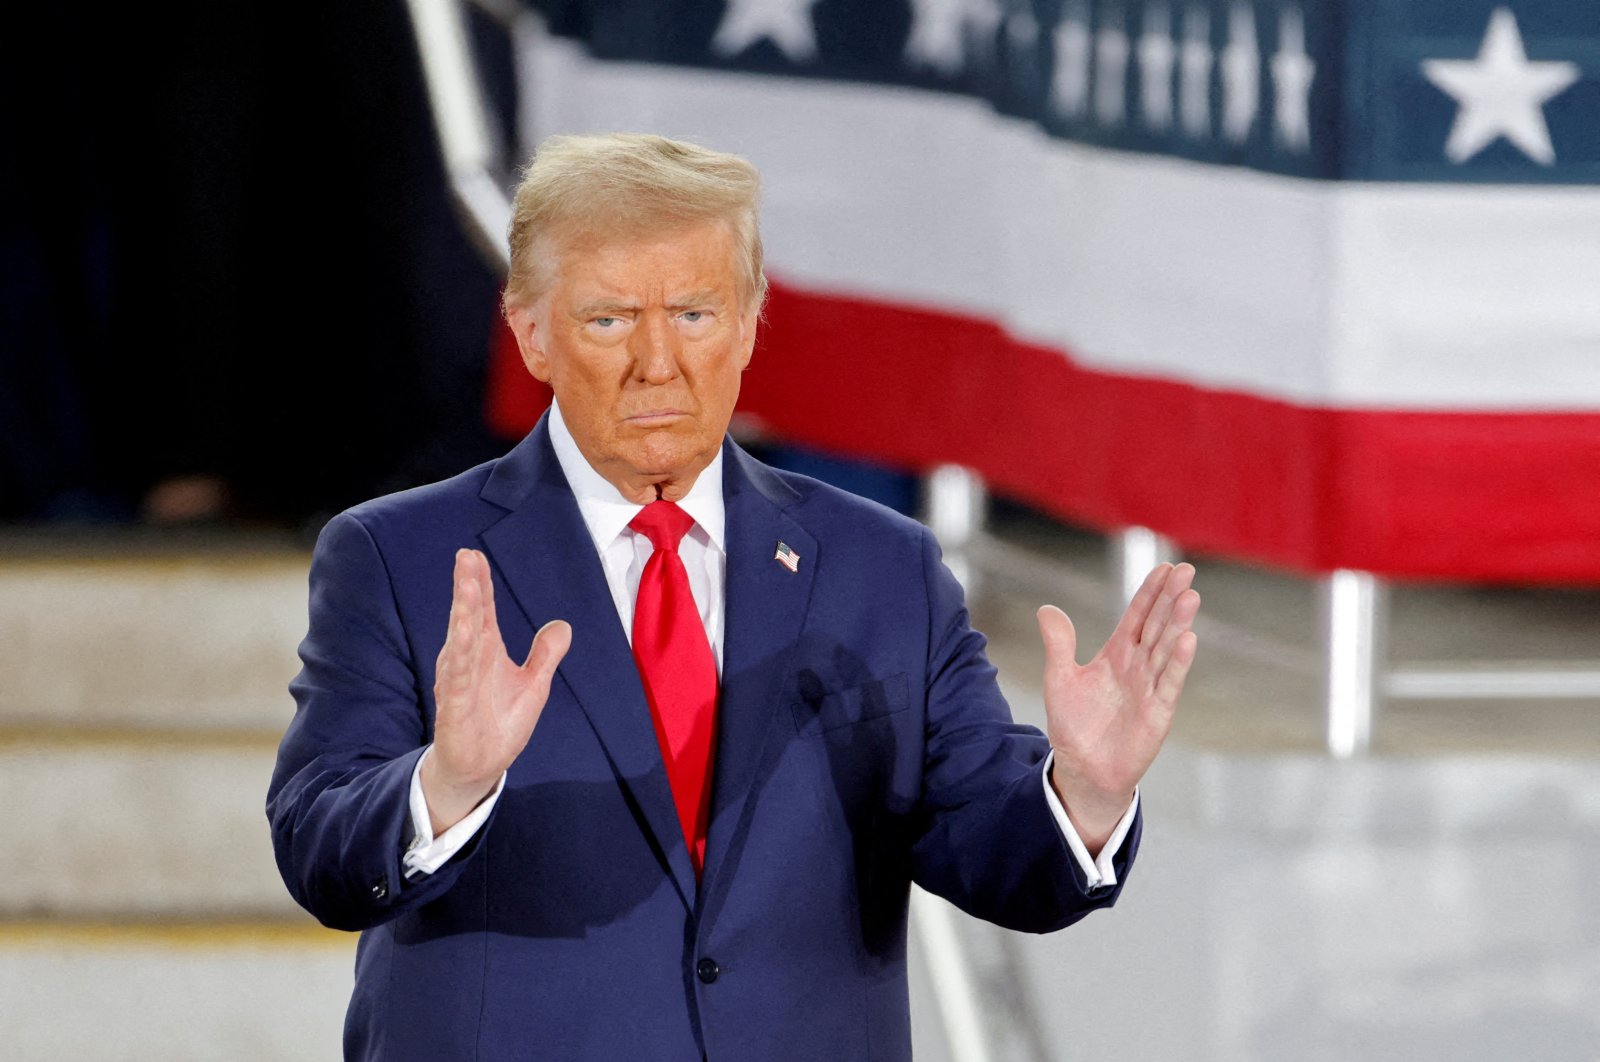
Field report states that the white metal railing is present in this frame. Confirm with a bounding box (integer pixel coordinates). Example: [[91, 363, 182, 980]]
[[1322, 569, 1382, 758], [402, 0, 515, 269], [922, 469, 1598, 759]]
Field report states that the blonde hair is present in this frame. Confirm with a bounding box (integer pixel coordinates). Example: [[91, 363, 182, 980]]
[[503, 133, 767, 313]]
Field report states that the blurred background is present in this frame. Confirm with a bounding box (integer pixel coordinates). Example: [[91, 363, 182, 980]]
[[2, 0, 1596, 1058]]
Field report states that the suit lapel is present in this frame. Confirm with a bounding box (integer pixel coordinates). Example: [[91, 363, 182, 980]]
[[701, 443, 817, 897], [478, 417, 697, 910]]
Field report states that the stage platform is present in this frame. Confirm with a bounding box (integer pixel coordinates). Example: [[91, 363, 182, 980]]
[[0, 520, 1593, 1060]]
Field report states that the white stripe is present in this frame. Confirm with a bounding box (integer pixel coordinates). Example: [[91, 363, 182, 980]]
[[515, 30, 1600, 410]]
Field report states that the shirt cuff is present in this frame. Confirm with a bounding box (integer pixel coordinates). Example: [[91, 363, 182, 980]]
[[1040, 751, 1139, 890], [402, 746, 505, 880]]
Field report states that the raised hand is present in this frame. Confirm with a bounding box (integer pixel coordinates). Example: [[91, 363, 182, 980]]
[[1037, 563, 1200, 853], [421, 548, 571, 834]]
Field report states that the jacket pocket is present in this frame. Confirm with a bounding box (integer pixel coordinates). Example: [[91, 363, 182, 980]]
[[791, 672, 910, 735]]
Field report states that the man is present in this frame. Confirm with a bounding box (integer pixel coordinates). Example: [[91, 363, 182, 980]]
[[267, 133, 1199, 1060]]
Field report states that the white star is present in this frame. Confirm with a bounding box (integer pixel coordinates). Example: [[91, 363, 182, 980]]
[[904, 0, 1004, 74], [1137, 4, 1176, 131], [1220, 3, 1258, 143], [1179, 6, 1212, 138], [1008, 6, 1040, 50], [905, 0, 969, 74], [1052, 1, 1092, 119], [711, 0, 819, 62], [1271, 5, 1315, 151], [1421, 7, 1580, 165], [966, 0, 1006, 49], [1095, 10, 1130, 127]]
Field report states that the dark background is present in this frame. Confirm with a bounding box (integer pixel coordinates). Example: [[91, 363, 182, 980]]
[[2, 1, 504, 529]]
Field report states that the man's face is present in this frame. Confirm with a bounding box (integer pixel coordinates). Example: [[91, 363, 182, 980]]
[[507, 219, 759, 502]]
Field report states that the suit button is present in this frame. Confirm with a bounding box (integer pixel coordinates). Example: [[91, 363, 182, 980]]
[[370, 879, 388, 901], [696, 958, 720, 984]]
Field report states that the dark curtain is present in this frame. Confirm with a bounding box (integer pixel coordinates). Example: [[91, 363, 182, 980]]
[[1, 0, 503, 526]]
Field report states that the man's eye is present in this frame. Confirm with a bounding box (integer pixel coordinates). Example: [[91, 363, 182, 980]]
[[680, 311, 705, 323], [592, 316, 619, 328]]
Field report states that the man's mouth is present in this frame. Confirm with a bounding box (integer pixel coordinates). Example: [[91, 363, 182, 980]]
[[625, 409, 687, 426]]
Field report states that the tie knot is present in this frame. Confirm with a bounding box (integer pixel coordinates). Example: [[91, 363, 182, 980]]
[[629, 499, 695, 552]]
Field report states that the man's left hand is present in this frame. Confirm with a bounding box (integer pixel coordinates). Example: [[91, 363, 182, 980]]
[[1037, 563, 1200, 854]]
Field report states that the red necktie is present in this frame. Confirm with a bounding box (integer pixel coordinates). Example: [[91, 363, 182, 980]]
[[629, 500, 719, 877]]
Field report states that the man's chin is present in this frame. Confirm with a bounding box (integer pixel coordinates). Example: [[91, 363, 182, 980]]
[[625, 440, 713, 483]]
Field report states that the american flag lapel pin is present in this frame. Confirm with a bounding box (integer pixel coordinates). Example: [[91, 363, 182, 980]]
[[774, 541, 800, 573]]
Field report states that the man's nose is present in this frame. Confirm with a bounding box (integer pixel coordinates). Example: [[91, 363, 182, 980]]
[[630, 312, 682, 384]]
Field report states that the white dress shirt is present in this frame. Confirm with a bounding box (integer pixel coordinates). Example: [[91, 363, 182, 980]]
[[404, 401, 1138, 886]]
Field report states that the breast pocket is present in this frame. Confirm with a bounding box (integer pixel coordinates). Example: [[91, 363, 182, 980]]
[[791, 672, 911, 735]]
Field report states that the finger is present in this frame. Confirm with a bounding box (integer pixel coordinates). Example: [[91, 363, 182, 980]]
[[521, 619, 572, 681], [1153, 630, 1198, 706], [1109, 564, 1172, 648], [436, 551, 483, 712], [512, 620, 573, 736], [1147, 589, 1201, 677], [1036, 604, 1078, 670], [442, 549, 483, 665], [1138, 562, 1196, 648], [469, 549, 503, 650]]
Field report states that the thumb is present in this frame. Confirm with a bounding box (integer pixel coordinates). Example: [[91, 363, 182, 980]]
[[1036, 604, 1078, 668], [522, 619, 572, 683]]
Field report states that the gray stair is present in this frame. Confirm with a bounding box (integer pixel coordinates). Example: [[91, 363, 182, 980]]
[[0, 551, 352, 1060], [0, 556, 307, 732], [0, 736, 294, 920], [0, 922, 352, 1061]]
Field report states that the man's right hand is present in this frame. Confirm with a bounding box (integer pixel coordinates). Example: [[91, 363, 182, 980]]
[[422, 548, 572, 835]]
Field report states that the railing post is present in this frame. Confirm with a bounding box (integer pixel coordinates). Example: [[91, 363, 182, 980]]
[[910, 887, 994, 1062], [1322, 569, 1385, 758], [1110, 526, 1179, 607], [403, 0, 512, 264], [924, 465, 987, 591]]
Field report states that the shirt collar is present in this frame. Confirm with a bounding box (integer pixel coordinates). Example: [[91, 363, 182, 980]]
[[547, 399, 726, 554]]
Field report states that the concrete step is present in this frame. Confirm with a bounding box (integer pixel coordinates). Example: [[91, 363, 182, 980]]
[[0, 555, 309, 732], [0, 921, 353, 1062], [0, 918, 975, 1062], [0, 733, 298, 920]]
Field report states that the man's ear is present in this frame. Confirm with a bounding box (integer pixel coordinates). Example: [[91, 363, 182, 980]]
[[505, 301, 551, 383], [737, 304, 759, 371]]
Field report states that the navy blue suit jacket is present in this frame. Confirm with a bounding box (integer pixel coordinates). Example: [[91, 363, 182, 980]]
[[267, 415, 1139, 1060]]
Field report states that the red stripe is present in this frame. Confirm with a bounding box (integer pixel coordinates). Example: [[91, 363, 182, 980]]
[[486, 282, 1600, 585], [485, 325, 551, 440]]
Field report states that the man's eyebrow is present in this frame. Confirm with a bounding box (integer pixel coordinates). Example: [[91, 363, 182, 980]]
[[571, 298, 639, 318], [667, 289, 722, 310]]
